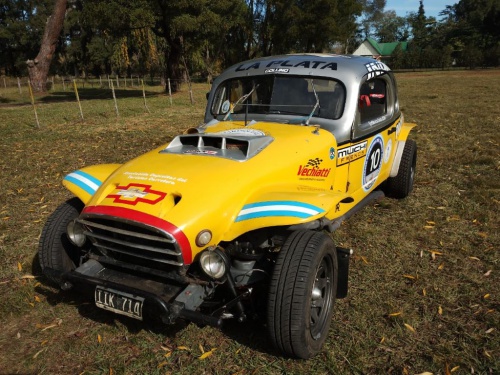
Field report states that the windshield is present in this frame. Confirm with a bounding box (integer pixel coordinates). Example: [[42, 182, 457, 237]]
[[211, 75, 345, 121]]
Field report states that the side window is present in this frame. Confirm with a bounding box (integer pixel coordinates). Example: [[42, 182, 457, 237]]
[[358, 79, 387, 125]]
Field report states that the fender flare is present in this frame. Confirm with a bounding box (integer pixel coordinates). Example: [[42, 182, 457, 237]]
[[390, 122, 416, 177], [62, 164, 121, 205]]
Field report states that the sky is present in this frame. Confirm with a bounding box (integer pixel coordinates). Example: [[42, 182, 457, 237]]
[[385, 0, 458, 19]]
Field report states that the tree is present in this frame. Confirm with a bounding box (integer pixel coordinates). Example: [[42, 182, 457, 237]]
[[26, 0, 67, 92], [374, 10, 410, 42]]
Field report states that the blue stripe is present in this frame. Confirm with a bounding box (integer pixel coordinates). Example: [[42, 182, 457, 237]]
[[241, 200, 324, 212], [64, 175, 98, 196], [72, 170, 102, 187], [236, 210, 312, 222]]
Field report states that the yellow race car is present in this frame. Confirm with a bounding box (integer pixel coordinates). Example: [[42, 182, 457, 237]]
[[39, 54, 416, 359]]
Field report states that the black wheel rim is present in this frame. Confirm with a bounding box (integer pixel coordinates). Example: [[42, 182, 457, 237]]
[[310, 254, 334, 340]]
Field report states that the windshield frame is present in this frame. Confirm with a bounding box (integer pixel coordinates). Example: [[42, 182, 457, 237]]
[[210, 75, 346, 123]]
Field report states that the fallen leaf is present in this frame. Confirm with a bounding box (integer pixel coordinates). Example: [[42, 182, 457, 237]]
[[415, 372, 433, 375], [177, 346, 189, 351], [476, 232, 487, 238], [483, 270, 492, 277], [97, 334, 102, 343], [403, 274, 415, 279], [20, 274, 35, 279], [388, 312, 402, 317], [157, 361, 168, 368], [469, 256, 481, 261], [485, 328, 494, 334], [438, 263, 444, 270], [484, 294, 490, 299], [380, 336, 385, 344], [199, 344, 205, 354], [423, 225, 434, 229], [426, 221, 436, 225], [34, 295, 41, 303], [17, 262, 22, 272], [199, 350, 214, 360], [484, 350, 491, 358], [164, 352, 172, 358], [32, 348, 46, 359], [404, 323, 415, 333], [451, 366, 460, 373], [422, 288, 427, 296], [16, 332, 21, 339], [438, 306, 443, 315]]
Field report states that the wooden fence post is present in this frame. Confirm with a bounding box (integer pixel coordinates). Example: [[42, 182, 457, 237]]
[[73, 79, 84, 120], [28, 80, 40, 128], [168, 78, 172, 105], [110, 80, 119, 117]]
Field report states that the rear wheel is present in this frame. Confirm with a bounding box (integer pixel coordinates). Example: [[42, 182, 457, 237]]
[[385, 139, 417, 199], [38, 197, 84, 286], [267, 230, 338, 359]]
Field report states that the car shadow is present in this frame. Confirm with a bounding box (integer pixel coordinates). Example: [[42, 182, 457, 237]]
[[31, 254, 278, 354]]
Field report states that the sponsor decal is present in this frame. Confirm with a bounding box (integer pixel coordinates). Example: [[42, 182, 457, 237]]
[[215, 129, 265, 136], [297, 158, 331, 179], [362, 135, 384, 191], [329, 147, 335, 160], [235, 59, 337, 72], [265, 68, 289, 74], [384, 139, 392, 163], [123, 171, 187, 185], [183, 150, 218, 155], [64, 170, 102, 196], [337, 141, 367, 166], [235, 201, 324, 222], [364, 61, 389, 80], [107, 183, 167, 206]]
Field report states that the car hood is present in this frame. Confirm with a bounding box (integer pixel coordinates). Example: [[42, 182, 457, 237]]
[[80, 121, 339, 260]]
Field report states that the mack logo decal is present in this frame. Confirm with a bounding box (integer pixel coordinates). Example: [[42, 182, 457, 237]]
[[236, 60, 337, 72], [337, 141, 368, 166], [107, 183, 167, 206], [297, 158, 331, 178]]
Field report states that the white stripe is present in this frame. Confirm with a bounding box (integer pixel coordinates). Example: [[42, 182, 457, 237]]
[[68, 172, 100, 192], [239, 205, 319, 216]]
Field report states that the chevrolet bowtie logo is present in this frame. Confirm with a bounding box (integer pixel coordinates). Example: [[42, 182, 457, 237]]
[[107, 183, 167, 206]]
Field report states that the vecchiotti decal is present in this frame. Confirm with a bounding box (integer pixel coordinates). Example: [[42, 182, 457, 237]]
[[235, 201, 324, 222], [64, 170, 102, 195]]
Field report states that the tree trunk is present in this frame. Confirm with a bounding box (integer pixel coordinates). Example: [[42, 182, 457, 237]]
[[165, 36, 183, 93], [27, 0, 67, 93]]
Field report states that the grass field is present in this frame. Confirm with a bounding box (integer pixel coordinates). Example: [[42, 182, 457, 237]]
[[0, 71, 498, 375]]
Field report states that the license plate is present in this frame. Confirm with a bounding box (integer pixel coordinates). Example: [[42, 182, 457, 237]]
[[95, 286, 145, 320]]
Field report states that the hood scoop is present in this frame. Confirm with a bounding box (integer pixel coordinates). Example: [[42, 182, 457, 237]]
[[161, 134, 273, 161]]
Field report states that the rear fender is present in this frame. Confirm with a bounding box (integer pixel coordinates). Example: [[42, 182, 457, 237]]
[[62, 164, 121, 205], [390, 122, 416, 177]]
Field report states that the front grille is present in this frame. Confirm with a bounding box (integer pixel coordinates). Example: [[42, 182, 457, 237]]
[[78, 215, 184, 268]]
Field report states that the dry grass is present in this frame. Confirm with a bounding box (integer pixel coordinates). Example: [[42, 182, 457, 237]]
[[0, 71, 498, 374]]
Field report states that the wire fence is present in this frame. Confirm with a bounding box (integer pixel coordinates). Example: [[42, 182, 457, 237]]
[[0, 74, 212, 127]]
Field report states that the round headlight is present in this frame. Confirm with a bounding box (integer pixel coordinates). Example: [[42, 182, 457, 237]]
[[199, 250, 226, 279], [196, 230, 212, 247], [67, 220, 86, 247]]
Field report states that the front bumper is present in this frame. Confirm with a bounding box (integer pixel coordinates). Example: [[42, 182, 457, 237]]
[[46, 260, 222, 327]]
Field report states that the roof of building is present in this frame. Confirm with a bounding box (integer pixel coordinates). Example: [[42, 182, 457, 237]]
[[365, 38, 408, 56]]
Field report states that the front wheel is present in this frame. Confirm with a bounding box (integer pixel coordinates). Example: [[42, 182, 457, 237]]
[[267, 230, 338, 359], [38, 197, 84, 286]]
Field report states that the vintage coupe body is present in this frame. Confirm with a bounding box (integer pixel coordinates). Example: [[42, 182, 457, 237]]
[[39, 54, 417, 358]]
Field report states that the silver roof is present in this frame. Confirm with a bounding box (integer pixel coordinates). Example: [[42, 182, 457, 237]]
[[204, 54, 399, 144]]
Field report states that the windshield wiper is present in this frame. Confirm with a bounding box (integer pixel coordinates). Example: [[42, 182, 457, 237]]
[[223, 84, 259, 121], [304, 79, 320, 126]]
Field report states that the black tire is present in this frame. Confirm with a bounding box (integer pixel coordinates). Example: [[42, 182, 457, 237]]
[[38, 197, 84, 285], [385, 139, 417, 199], [267, 230, 338, 359]]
